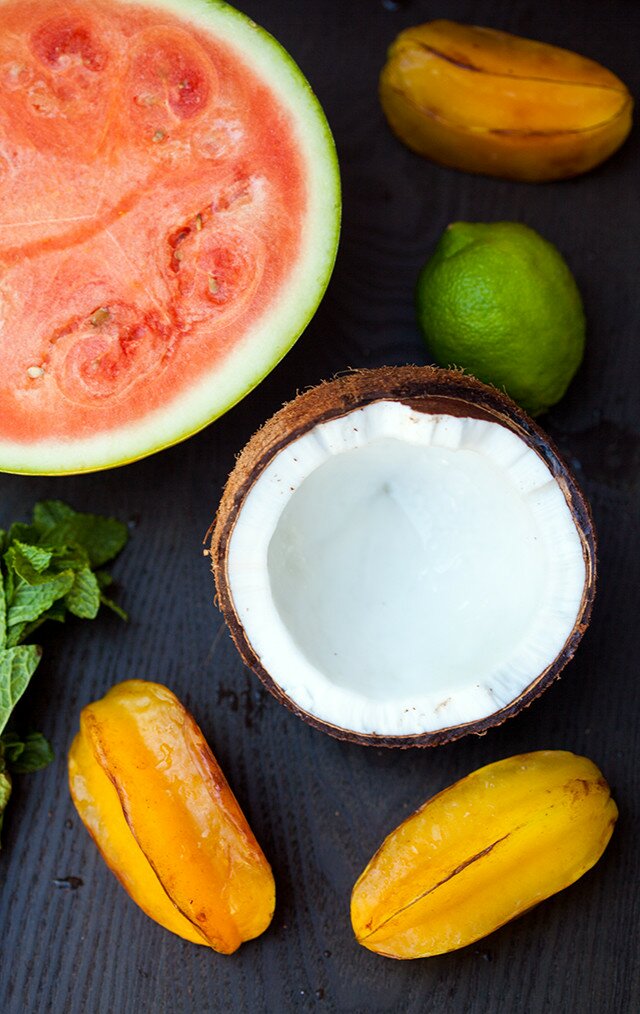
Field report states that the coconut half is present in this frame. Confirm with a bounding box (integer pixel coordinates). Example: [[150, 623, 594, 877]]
[[209, 366, 595, 746]]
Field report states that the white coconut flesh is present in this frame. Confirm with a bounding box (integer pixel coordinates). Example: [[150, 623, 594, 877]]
[[226, 401, 587, 737]]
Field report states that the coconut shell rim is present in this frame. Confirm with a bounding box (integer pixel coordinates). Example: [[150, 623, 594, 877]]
[[209, 365, 596, 748]]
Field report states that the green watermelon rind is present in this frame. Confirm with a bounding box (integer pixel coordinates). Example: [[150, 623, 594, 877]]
[[0, 0, 341, 474]]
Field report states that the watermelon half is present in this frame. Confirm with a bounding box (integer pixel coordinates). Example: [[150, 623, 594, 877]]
[[0, 0, 340, 473]]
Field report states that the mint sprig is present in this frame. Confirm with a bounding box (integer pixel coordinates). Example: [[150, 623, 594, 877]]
[[1, 730, 54, 773], [0, 500, 129, 845]]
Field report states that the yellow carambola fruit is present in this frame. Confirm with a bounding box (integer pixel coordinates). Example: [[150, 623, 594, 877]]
[[380, 20, 633, 182], [351, 751, 617, 958], [69, 680, 275, 953]]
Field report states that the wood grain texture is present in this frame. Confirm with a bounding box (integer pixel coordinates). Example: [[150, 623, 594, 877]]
[[0, 1, 638, 1012]]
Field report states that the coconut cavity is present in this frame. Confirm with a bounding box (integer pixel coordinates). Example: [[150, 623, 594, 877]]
[[225, 401, 587, 737]]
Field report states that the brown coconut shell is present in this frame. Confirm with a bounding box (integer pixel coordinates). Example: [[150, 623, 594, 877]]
[[208, 365, 596, 748]]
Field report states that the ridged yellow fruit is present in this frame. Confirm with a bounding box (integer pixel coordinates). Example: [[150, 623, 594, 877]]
[[351, 751, 617, 958], [69, 680, 275, 953], [380, 21, 632, 181]]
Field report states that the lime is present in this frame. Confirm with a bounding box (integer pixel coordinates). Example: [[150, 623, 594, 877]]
[[416, 222, 585, 415]]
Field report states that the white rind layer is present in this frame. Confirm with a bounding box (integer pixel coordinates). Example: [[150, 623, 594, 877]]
[[0, 0, 340, 474], [226, 402, 587, 737]]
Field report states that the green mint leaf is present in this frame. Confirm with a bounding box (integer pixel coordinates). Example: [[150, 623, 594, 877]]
[[0, 645, 42, 735], [5, 623, 26, 648], [4, 562, 14, 608], [65, 567, 100, 619], [0, 567, 6, 651], [99, 592, 128, 621], [0, 768, 10, 800], [4, 546, 43, 588], [0, 501, 131, 847], [37, 514, 128, 568], [38, 601, 68, 624], [11, 541, 52, 574], [5, 543, 55, 585], [32, 501, 76, 532], [49, 545, 90, 571], [0, 731, 23, 764], [13, 603, 68, 646], [0, 500, 130, 849], [0, 768, 11, 846], [1, 731, 54, 773], [6, 522, 37, 546], [7, 570, 75, 626]]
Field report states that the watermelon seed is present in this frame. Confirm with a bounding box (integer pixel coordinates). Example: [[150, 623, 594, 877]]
[[169, 226, 194, 271], [152, 129, 166, 143], [6, 63, 28, 86], [170, 228, 190, 247], [90, 307, 110, 327], [195, 214, 203, 231], [27, 365, 44, 379], [208, 275, 219, 295], [28, 84, 57, 117], [134, 93, 157, 107]]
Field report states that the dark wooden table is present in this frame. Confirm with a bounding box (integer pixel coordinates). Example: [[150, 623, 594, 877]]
[[1, 1, 638, 1011]]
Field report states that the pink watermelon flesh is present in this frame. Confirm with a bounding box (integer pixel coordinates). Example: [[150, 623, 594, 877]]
[[0, 0, 306, 446]]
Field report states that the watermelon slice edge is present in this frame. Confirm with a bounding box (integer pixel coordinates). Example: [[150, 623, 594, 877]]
[[0, 0, 341, 473]]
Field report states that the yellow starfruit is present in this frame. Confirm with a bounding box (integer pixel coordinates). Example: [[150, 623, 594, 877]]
[[380, 21, 633, 181], [351, 751, 617, 958], [68, 680, 275, 953]]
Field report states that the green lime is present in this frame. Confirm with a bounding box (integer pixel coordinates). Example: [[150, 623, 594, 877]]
[[416, 222, 585, 415]]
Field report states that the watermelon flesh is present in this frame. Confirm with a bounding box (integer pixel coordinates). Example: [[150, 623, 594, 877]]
[[0, 0, 340, 471]]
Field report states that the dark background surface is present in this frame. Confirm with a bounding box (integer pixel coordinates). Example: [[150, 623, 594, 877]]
[[1, 1, 638, 1012]]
